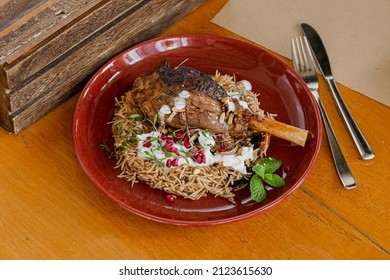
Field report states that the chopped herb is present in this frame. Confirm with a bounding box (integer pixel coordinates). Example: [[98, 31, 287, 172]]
[[182, 156, 190, 165], [153, 113, 158, 126], [129, 113, 143, 121], [100, 141, 110, 153], [200, 129, 208, 138], [162, 146, 173, 157], [144, 149, 163, 167], [149, 136, 159, 142], [116, 123, 123, 135], [100, 141, 113, 158]]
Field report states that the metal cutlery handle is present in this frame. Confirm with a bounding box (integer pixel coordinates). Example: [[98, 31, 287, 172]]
[[313, 90, 357, 189], [326, 78, 375, 160]]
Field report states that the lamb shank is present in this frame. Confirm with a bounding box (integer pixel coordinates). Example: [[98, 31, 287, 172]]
[[131, 60, 308, 147]]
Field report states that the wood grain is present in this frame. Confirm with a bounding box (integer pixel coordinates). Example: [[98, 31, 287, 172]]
[[0, 0, 47, 31], [0, 0, 101, 66], [1, 0, 141, 89], [0, 0, 205, 132], [0, 0, 389, 260]]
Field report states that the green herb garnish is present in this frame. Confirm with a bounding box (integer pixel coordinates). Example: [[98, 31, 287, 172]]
[[153, 113, 158, 126], [129, 113, 143, 121], [250, 157, 286, 202], [100, 141, 113, 157], [100, 141, 110, 153]]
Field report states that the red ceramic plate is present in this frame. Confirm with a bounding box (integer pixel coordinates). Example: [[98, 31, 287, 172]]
[[73, 34, 322, 226]]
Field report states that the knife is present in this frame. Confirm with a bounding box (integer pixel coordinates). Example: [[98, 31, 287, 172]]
[[300, 23, 375, 160]]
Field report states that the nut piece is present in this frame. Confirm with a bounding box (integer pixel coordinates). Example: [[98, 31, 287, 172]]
[[193, 168, 201, 175], [219, 112, 226, 124], [227, 113, 234, 125]]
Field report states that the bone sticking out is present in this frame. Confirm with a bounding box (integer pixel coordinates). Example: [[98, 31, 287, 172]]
[[248, 116, 308, 147]]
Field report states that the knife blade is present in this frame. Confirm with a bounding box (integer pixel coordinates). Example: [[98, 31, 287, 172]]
[[300, 23, 375, 160]]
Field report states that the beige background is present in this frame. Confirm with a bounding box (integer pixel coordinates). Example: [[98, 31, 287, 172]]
[[212, 0, 390, 107]]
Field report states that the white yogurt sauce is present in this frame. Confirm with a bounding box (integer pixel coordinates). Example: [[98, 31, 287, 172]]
[[227, 91, 242, 99], [174, 90, 191, 110], [238, 100, 249, 110], [137, 129, 253, 174], [179, 90, 190, 99], [241, 80, 252, 91], [174, 97, 186, 110], [227, 100, 235, 112], [158, 105, 171, 124], [158, 104, 171, 115], [198, 130, 215, 147]]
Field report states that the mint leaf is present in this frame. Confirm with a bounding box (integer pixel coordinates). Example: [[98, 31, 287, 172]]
[[258, 158, 282, 174], [263, 173, 285, 187], [250, 175, 266, 202], [252, 163, 266, 178]]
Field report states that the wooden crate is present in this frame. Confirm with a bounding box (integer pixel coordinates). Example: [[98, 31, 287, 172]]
[[0, 0, 205, 133]]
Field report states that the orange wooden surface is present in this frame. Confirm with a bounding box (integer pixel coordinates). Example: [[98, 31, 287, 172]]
[[1, 0, 389, 259]]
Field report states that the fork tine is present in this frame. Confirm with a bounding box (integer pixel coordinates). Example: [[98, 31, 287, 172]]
[[292, 36, 316, 73], [298, 37, 308, 69], [297, 36, 309, 71], [302, 36, 316, 71], [291, 38, 300, 72]]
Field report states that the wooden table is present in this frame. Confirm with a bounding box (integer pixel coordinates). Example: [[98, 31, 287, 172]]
[[1, 0, 389, 260]]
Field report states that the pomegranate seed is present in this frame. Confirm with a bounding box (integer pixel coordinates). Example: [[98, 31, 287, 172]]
[[216, 133, 223, 141], [143, 141, 151, 148], [165, 194, 175, 202], [196, 154, 202, 163], [161, 134, 167, 140], [183, 140, 191, 149], [175, 131, 183, 139], [198, 149, 205, 155], [219, 147, 226, 152], [166, 159, 172, 167], [202, 156, 207, 164], [172, 158, 179, 166], [283, 164, 291, 172], [183, 134, 189, 141]]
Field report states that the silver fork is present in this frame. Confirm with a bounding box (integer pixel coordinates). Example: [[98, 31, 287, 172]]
[[292, 36, 357, 189]]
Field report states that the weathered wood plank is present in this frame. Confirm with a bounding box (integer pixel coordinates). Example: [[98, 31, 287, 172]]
[[6, 0, 204, 113], [0, 0, 101, 66], [1, 0, 142, 89], [1, 0, 206, 132], [0, 0, 47, 31], [5, 0, 151, 113]]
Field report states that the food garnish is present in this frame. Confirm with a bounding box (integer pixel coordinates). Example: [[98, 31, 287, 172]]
[[250, 158, 286, 203]]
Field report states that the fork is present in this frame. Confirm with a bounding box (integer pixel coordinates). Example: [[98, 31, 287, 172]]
[[292, 36, 357, 189]]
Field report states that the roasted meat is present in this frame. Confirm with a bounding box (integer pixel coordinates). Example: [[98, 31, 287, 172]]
[[131, 60, 308, 147], [132, 60, 230, 133]]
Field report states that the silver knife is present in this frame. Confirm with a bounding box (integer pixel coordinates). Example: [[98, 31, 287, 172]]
[[300, 23, 375, 160]]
